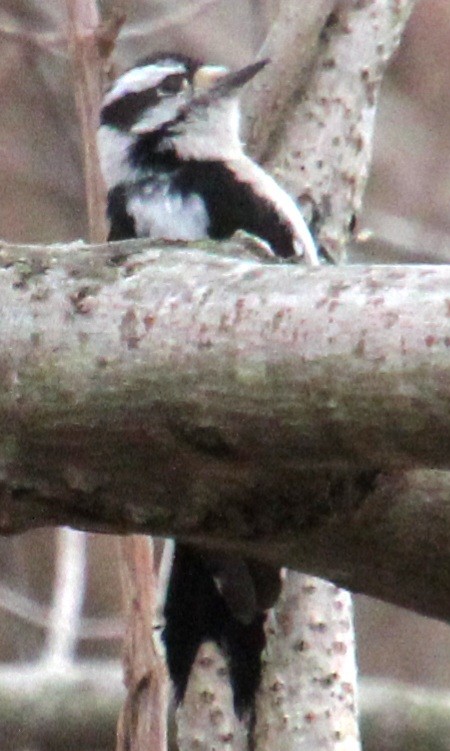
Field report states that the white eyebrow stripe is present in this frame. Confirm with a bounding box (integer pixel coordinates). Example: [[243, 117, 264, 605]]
[[103, 64, 186, 106]]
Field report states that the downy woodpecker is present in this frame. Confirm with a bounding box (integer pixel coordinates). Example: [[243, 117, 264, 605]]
[[98, 52, 318, 716]]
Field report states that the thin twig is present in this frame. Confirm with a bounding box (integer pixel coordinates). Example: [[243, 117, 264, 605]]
[[0, 581, 124, 639], [0, 0, 218, 59], [0, 23, 66, 53]]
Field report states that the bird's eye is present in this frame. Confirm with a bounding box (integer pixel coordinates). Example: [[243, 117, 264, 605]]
[[158, 74, 186, 95]]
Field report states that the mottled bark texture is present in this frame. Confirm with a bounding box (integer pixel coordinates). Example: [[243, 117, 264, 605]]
[[0, 240, 449, 621], [243, 0, 336, 159], [255, 576, 359, 750], [175, 640, 249, 751], [244, 0, 418, 263]]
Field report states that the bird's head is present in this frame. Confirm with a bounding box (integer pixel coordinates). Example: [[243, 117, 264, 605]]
[[99, 53, 268, 163]]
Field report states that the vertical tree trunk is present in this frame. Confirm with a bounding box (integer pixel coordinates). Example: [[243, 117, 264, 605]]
[[255, 574, 360, 751], [117, 537, 169, 751]]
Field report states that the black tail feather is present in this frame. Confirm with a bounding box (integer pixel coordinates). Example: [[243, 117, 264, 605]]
[[162, 543, 267, 716]]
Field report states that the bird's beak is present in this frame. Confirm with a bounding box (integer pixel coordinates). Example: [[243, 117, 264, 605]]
[[193, 59, 269, 97]]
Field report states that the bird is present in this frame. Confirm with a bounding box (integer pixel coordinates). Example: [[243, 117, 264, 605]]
[[98, 52, 318, 717]]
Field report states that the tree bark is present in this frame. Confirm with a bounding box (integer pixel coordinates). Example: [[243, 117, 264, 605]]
[[243, 0, 336, 160], [255, 575, 359, 751], [250, 0, 418, 263], [117, 536, 169, 751], [0, 243, 448, 473], [0, 241, 449, 621]]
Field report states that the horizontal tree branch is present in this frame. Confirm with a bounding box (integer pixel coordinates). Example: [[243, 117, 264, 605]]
[[0, 240, 449, 619]]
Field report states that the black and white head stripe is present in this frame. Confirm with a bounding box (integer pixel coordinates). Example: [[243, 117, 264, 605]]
[[136, 52, 201, 78], [102, 62, 186, 107], [99, 55, 265, 132], [100, 63, 190, 131]]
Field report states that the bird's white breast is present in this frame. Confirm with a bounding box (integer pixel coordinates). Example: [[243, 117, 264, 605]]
[[128, 182, 210, 240]]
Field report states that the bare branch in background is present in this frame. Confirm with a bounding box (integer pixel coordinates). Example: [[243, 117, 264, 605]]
[[0, 23, 66, 54], [0, 0, 218, 59], [0, 580, 123, 639], [155, 539, 174, 624], [96, 9, 127, 60], [43, 528, 87, 667], [66, 0, 108, 243], [64, 8, 168, 750], [0, 583, 48, 630], [0, 5, 65, 53]]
